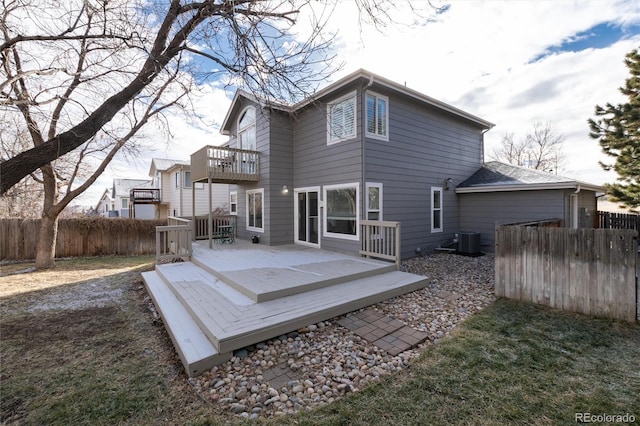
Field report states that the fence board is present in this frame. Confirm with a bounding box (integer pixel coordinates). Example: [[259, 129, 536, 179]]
[[495, 226, 637, 322], [1, 218, 166, 261]]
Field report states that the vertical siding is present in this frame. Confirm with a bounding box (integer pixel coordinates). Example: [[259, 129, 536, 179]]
[[364, 87, 485, 258], [458, 190, 566, 251]]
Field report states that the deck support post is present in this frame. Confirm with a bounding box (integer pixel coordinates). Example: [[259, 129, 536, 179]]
[[208, 177, 213, 249]]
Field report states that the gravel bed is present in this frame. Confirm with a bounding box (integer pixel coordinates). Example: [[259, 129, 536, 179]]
[[190, 253, 496, 419]]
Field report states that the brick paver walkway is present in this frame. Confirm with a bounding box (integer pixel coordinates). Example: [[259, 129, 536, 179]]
[[337, 308, 429, 356]]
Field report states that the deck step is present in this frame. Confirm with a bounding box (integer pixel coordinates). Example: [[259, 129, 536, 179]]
[[161, 265, 429, 354], [142, 270, 232, 377], [191, 244, 397, 302]]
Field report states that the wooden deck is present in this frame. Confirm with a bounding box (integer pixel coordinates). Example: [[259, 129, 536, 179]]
[[142, 241, 429, 377]]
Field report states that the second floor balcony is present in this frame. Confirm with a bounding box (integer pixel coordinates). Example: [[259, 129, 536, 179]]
[[191, 145, 260, 184], [130, 188, 161, 203]]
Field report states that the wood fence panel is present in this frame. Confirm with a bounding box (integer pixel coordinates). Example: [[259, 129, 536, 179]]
[[495, 226, 637, 322], [1, 218, 166, 261]]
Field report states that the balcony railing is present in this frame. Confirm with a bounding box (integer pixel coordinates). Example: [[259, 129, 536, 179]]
[[130, 188, 161, 203], [191, 145, 260, 183]]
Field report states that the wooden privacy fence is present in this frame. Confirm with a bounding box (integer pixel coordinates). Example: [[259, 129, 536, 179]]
[[1, 218, 166, 261], [597, 211, 640, 231], [495, 226, 638, 322]]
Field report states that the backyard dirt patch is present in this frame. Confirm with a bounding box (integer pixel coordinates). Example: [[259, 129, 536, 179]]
[[0, 255, 227, 425]]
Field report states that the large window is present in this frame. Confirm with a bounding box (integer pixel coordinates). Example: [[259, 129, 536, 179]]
[[366, 92, 388, 141], [366, 182, 383, 220], [246, 188, 263, 232], [323, 183, 359, 240], [238, 107, 256, 173], [327, 91, 356, 145], [431, 187, 443, 233]]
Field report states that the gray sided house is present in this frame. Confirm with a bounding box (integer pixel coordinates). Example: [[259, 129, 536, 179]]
[[192, 69, 497, 258], [457, 161, 604, 251]]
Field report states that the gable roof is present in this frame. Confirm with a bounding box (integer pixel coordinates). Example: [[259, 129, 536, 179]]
[[220, 69, 494, 134], [456, 161, 605, 193], [112, 178, 153, 197], [149, 158, 190, 176]]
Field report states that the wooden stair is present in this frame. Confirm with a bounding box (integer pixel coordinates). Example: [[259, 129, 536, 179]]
[[142, 245, 428, 377]]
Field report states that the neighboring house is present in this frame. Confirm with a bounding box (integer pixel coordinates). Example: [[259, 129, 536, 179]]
[[456, 161, 605, 251], [95, 188, 114, 217], [113, 178, 155, 218], [189, 68, 605, 257], [147, 158, 229, 218]]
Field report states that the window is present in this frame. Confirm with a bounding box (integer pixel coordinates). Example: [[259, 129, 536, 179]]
[[366, 182, 383, 220], [184, 171, 192, 188], [366, 93, 388, 140], [174, 172, 180, 188], [327, 91, 356, 144], [238, 107, 256, 173], [246, 189, 263, 232], [323, 183, 359, 240], [121, 198, 129, 209], [230, 191, 238, 215], [431, 187, 443, 233]]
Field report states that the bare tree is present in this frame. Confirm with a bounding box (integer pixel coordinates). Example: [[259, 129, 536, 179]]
[[490, 121, 566, 173], [0, 0, 429, 268]]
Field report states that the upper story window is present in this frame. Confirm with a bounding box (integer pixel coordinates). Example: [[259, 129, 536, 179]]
[[366, 92, 388, 141], [184, 171, 192, 188], [174, 172, 180, 188], [121, 198, 129, 209], [238, 107, 256, 152], [327, 91, 356, 145]]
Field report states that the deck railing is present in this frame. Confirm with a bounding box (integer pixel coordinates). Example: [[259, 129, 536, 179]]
[[191, 145, 260, 183], [193, 214, 237, 240], [156, 216, 192, 262], [360, 220, 401, 269]]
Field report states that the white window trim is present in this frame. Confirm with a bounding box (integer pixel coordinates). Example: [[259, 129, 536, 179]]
[[184, 171, 192, 189], [174, 171, 180, 189], [327, 90, 357, 145], [294, 186, 322, 248], [431, 187, 443, 233], [365, 92, 389, 141], [365, 182, 383, 220], [323, 182, 360, 241], [230, 191, 238, 215], [246, 188, 264, 233], [238, 106, 256, 150]]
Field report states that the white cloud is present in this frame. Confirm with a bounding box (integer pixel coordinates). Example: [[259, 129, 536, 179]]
[[77, 0, 640, 207]]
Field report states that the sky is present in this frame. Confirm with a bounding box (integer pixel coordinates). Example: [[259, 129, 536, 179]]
[[77, 0, 640, 208]]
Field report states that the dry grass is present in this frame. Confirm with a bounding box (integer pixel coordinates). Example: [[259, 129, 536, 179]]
[[0, 255, 227, 425], [2, 256, 638, 425]]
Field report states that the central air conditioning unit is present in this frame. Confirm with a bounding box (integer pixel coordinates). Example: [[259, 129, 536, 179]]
[[457, 232, 481, 256]]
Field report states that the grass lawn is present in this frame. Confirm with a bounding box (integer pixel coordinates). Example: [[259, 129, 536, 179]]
[[270, 300, 640, 426], [1, 256, 638, 425]]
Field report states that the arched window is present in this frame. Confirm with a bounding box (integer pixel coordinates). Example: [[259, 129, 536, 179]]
[[238, 107, 256, 151]]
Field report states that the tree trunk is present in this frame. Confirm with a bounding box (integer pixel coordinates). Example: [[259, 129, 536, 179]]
[[35, 214, 58, 269]]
